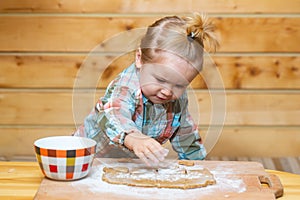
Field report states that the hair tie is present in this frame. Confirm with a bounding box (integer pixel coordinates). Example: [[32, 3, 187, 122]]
[[187, 31, 196, 42]]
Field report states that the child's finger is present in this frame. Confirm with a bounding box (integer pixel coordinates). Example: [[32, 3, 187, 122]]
[[162, 148, 169, 157], [152, 147, 169, 162], [158, 148, 169, 161], [144, 147, 160, 163], [136, 152, 152, 166], [144, 150, 160, 165]]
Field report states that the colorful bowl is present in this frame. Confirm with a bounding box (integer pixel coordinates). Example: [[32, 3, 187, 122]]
[[34, 136, 96, 180]]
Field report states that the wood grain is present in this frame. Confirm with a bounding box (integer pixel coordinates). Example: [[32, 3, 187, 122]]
[[207, 126, 300, 157], [0, 90, 299, 126], [0, 127, 75, 160], [0, 0, 299, 160], [0, 17, 299, 52], [1, 0, 299, 13], [0, 162, 43, 199], [1, 126, 299, 159], [0, 55, 86, 88], [1, 162, 299, 200], [1, 55, 299, 89]]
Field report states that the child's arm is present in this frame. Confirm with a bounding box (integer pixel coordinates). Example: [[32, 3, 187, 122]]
[[170, 98, 206, 160], [72, 108, 101, 139], [171, 129, 206, 160], [102, 85, 170, 165], [74, 84, 168, 166]]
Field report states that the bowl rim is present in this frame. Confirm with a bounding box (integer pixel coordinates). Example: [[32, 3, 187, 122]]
[[34, 136, 96, 150]]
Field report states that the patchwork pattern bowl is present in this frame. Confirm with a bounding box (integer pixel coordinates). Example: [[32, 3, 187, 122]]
[[34, 136, 96, 180]]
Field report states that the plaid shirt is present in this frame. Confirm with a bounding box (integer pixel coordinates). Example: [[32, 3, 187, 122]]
[[73, 63, 206, 160]]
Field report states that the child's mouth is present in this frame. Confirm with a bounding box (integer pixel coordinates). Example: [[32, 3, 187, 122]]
[[155, 95, 170, 103]]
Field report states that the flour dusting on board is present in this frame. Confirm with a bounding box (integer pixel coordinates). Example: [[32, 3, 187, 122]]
[[71, 162, 246, 200]]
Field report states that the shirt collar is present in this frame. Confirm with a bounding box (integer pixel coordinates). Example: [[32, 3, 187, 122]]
[[142, 93, 152, 105]]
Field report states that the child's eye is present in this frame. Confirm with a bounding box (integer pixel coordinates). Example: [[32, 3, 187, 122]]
[[156, 78, 165, 83], [175, 84, 185, 89]]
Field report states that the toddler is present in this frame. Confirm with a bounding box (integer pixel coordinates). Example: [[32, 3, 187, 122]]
[[73, 13, 219, 166]]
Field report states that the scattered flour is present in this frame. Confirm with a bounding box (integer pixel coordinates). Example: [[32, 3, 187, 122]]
[[71, 163, 246, 200]]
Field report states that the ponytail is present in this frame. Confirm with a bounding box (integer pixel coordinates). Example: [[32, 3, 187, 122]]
[[185, 13, 219, 52]]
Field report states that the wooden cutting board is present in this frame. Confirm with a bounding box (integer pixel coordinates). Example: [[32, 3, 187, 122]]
[[34, 158, 283, 200]]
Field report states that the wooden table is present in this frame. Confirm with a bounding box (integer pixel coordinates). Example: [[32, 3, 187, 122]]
[[1, 161, 300, 199]]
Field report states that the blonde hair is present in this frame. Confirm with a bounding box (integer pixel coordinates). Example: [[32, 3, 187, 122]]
[[139, 13, 219, 71]]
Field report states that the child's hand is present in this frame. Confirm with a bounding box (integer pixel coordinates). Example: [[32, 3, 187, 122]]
[[124, 131, 169, 166]]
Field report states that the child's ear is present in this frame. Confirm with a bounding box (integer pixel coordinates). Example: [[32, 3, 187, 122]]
[[135, 48, 142, 69]]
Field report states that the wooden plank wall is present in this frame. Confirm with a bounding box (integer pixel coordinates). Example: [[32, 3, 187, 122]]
[[0, 0, 300, 160]]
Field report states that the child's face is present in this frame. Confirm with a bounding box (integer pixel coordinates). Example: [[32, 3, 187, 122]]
[[138, 51, 198, 104]]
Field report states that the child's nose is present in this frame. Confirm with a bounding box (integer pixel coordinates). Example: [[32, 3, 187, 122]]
[[161, 88, 173, 97]]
